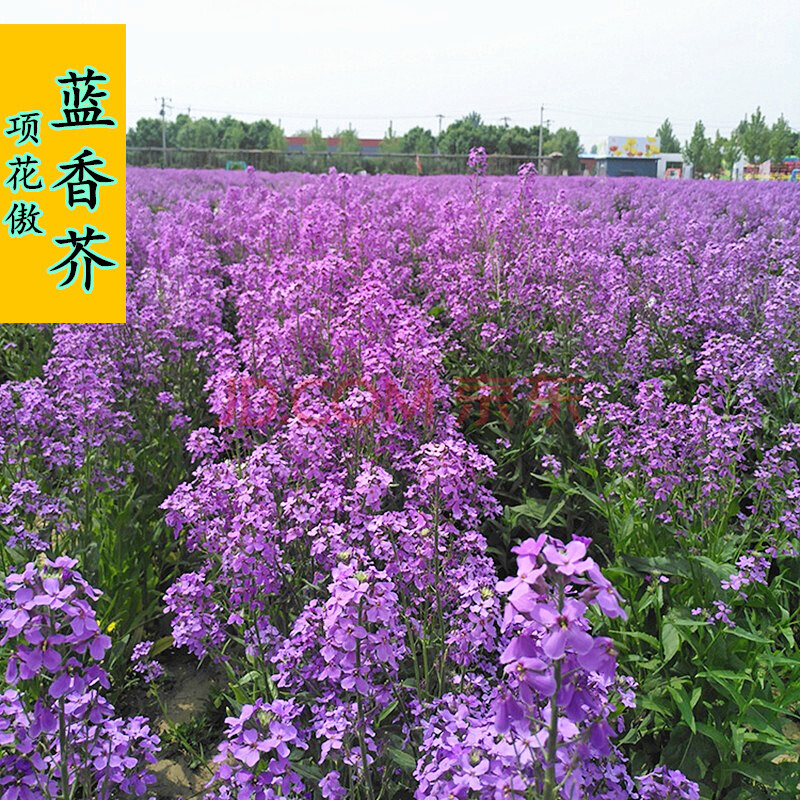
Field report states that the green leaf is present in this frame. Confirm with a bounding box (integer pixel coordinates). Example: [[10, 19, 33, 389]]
[[575, 486, 605, 513], [618, 513, 634, 543], [731, 725, 745, 761], [623, 554, 691, 578], [635, 692, 672, 716], [378, 700, 399, 724], [236, 670, 262, 686], [609, 629, 661, 649], [387, 746, 417, 771], [692, 555, 734, 579], [696, 721, 731, 760], [150, 635, 173, 657], [726, 627, 772, 644], [510, 498, 546, 521], [661, 621, 681, 663], [292, 760, 323, 783], [540, 496, 566, 528], [667, 684, 696, 733]]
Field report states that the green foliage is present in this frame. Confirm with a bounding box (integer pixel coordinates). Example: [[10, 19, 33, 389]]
[[656, 118, 681, 153], [738, 107, 771, 164], [219, 116, 245, 150], [126, 110, 796, 176], [722, 134, 743, 176], [0, 324, 52, 382], [544, 127, 582, 174], [438, 112, 497, 155], [402, 126, 436, 155], [461, 398, 800, 800], [127, 114, 287, 153], [240, 119, 274, 149], [707, 130, 725, 177], [437, 113, 559, 161], [306, 124, 328, 154], [176, 117, 218, 149], [769, 114, 795, 164], [170, 113, 192, 147], [684, 120, 709, 178], [336, 126, 361, 154], [126, 117, 164, 148], [497, 126, 541, 156], [267, 125, 287, 152], [380, 122, 405, 155]]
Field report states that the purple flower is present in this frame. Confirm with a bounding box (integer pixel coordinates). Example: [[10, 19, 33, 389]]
[[467, 146, 488, 176]]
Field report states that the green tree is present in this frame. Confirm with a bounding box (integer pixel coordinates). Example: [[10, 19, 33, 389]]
[[707, 130, 724, 177], [126, 117, 163, 148], [401, 126, 435, 154], [463, 111, 482, 128], [722, 133, 742, 178], [438, 113, 501, 154], [306, 124, 328, 154], [544, 127, 581, 174], [336, 126, 360, 154], [170, 113, 192, 148], [267, 125, 287, 152], [219, 116, 245, 150], [769, 113, 795, 164], [683, 120, 709, 178], [497, 126, 539, 155], [380, 122, 404, 154], [739, 107, 770, 164], [242, 119, 275, 149], [655, 118, 681, 153], [176, 117, 217, 149]]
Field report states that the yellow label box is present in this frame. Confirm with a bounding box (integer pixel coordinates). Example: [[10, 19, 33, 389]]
[[0, 24, 126, 322]]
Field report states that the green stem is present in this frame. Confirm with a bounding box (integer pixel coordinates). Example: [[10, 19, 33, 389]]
[[59, 698, 71, 800], [542, 659, 562, 800], [355, 602, 376, 800]]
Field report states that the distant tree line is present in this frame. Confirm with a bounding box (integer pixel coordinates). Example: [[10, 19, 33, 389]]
[[128, 108, 798, 179], [127, 111, 584, 173], [380, 113, 582, 173], [127, 114, 289, 151], [656, 109, 799, 178]]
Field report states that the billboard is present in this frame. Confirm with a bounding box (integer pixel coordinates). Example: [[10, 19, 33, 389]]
[[602, 136, 660, 158]]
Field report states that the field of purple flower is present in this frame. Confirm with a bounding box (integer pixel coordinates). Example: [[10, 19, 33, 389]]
[[1, 162, 800, 800]]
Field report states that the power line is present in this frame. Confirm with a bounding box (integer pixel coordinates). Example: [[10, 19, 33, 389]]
[[186, 107, 449, 122]]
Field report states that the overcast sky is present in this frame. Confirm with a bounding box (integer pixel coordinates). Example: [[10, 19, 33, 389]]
[[6, 0, 799, 148]]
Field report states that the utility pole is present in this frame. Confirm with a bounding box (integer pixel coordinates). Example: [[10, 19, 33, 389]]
[[156, 96, 172, 167], [538, 106, 553, 173], [435, 114, 444, 156], [538, 105, 544, 170], [500, 116, 511, 127]]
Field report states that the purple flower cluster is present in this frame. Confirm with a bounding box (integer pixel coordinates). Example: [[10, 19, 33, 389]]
[[413, 534, 686, 799], [467, 146, 488, 177], [0, 557, 160, 798], [207, 699, 306, 800], [130, 640, 164, 684]]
